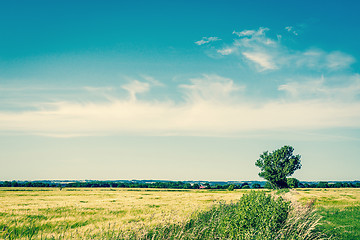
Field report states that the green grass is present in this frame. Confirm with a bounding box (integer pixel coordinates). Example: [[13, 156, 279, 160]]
[[316, 206, 360, 240], [294, 188, 360, 240], [130, 191, 326, 240]]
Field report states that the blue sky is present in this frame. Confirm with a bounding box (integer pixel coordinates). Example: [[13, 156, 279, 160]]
[[1, 0, 360, 181]]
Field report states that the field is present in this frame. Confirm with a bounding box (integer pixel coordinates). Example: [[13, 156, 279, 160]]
[[0, 187, 359, 239], [293, 188, 360, 239], [0, 188, 246, 239]]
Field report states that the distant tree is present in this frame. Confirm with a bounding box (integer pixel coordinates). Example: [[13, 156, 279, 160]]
[[227, 184, 235, 191], [11, 181, 19, 187], [192, 183, 200, 189], [264, 181, 274, 189], [317, 182, 329, 188], [333, 182, 343, 188], [251, 183, 261, 189], [241, 182, 250, 189], [255, 145, 301, 189], [3, 181, 11, 187], [287, 178, 300, 188]]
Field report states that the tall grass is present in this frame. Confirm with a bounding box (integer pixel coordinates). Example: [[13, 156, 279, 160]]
[[125, 191, 328, 240], [0, 189, 329, 239]]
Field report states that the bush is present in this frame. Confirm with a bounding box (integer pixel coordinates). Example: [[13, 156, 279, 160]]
[[137, 191, 327, 240], [143, 191, 290, 239]]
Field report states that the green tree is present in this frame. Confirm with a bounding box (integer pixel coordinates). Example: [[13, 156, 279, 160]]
[[287, 178, 300, 188], [264, 181, 274, 189], [255, 145, 301, 189], [317, 181, 329, 188]]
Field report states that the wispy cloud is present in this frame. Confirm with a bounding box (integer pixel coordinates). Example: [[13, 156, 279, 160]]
[[285, 26, 298, 36], [121, 80, 150, 101], [1, 74, 360, 137], [140, 75, 164, 86], [296, 49, 355, 70], [200, 27, 355, 72], [217, 48, 235, 56], [279, 74, 360, 100], [194, 36, 221, 45], [233, 27, 269, 37], [179, 74, 244, 103], [242, 52, 277, 71]]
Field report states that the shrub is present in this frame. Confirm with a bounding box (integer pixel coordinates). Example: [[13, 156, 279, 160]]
[[227, 184, 234, 191], [142, 191, 290, 239], [138, 191, 327, 240]]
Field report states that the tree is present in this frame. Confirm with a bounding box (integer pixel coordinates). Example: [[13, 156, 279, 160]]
[[255, 145, 301, 189], [317, 181, 329, 188], [264, 181, 274, 189], [287, 178, 300, 188], [227, 184, 234, 191]]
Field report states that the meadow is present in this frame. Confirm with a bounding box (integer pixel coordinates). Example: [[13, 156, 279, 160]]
[[0, 187, 359, 239], [0, 188, 245, 239], [293, 188, 360, 239]]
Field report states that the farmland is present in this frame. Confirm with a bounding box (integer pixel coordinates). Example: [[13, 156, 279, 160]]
[[0, 187, 359, 239], [0, 188, 245, 239]]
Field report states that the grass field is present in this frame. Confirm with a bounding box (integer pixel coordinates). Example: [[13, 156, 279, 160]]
[[293, 188, 360, 240], [0, 187, 359, 239], [0, 187, 247, 239]]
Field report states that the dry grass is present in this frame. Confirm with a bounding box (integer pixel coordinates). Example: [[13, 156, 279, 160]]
[[0, 187, 248, 239], [291, 188, 360, 208], [1, 187, 358, 239]]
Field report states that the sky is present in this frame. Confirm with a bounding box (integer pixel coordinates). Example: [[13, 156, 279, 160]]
[[1, 0, 360, 181]]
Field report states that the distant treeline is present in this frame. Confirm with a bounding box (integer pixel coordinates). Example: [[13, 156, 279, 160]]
[[1, 180, 360, 189]]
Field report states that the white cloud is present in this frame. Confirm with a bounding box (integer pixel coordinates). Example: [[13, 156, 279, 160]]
[[210, 27, 355, 72], [279, 77, 326, 98], [121, 80, 150, 101], [295, 49, 355, 71], [233, 29, 256, 37], [233, 27, 269, 37], [233, 27, 275, 48], [279, 75, 360, 100], [325, 51, 355, 70], [217, 48, 235, 55], [195, 36, 221, 45], [1, 74, 360, 138], [285, 26, 298, 36], [140, 75, 164, 86], [242, 52, 277, 70], [179, 74, 244, 103], [1, 96, 360, 138]]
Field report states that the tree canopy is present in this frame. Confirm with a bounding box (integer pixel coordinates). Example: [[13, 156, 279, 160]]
[[255, 145, 301, 189]]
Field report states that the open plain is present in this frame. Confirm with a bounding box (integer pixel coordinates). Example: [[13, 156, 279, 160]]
[[0, 187, 359, 239]]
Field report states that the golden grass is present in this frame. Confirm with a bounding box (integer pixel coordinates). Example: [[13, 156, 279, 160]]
[[291, 188, 360, 208], [0, 187, 248, 238], [1, 187, 358, 239]]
